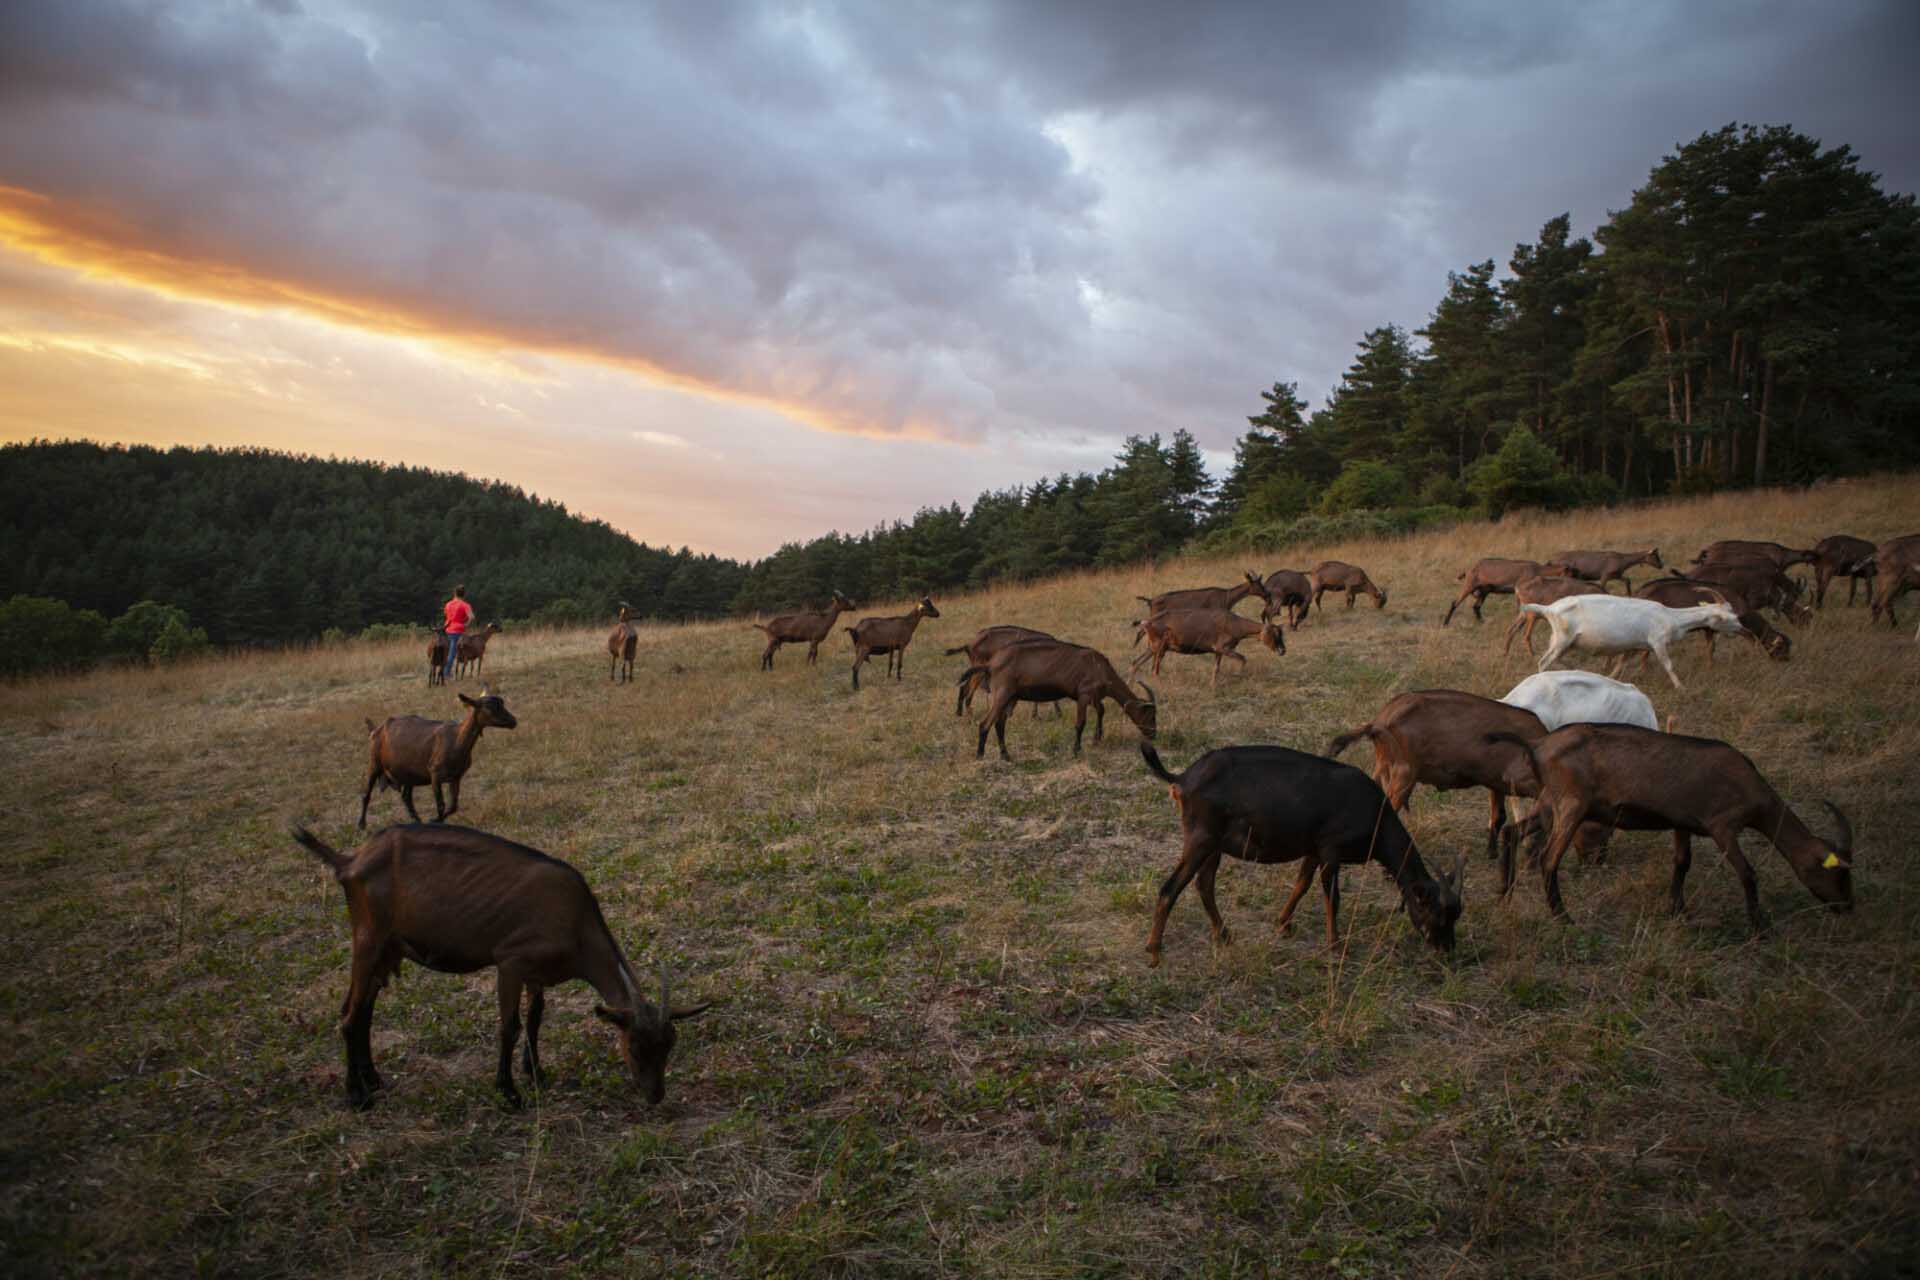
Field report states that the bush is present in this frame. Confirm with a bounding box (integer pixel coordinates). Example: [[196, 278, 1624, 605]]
[[527, 597, 597, 627], [106, 601, 194, 664], [359, 622, 417, 643], [0, 595, 108, 677], [1464, 427, 1580, 516], [318, 627, 349, 647], [1417, 473, 1466, 508], [1318, 461, 1410, 515], [149, 617, 211, 664]]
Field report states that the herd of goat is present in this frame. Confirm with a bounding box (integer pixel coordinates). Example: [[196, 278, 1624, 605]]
[[301, 532, 1915, 1111]]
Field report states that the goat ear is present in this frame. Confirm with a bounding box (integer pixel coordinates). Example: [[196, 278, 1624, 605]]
[[669, 1001, 715, 1022], [458, 693, 478, 707], [594, 1004, 634, 1029]]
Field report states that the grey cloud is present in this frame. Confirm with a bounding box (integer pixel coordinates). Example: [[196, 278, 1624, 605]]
[[0, 0, 1915, 464]]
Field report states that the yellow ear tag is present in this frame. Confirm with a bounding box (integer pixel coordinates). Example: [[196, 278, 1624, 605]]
[[1822, 853, 1843, 870]]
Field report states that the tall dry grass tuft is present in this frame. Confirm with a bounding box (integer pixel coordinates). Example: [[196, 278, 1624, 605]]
[[3, 476, 1918, 1277]]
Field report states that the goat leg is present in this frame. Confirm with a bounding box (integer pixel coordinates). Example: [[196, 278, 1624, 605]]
[[521, 986, 547, 1087], [1539, 816, 1579, 922], [1484, 789, 1508, 862], [1146, 834, 1215, 966], [494, 968, 525, 1109], [1274, 860, 1316, 934], [1193, 851, 1229, 947], [1668, 832, 1693, 915], [1718, 832, 1769, 932], [1319, 862, 1343, 946], [399, 785, 422, 823]]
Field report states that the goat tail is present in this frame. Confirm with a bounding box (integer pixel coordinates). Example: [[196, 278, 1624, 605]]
[[957, 664, 990, 689], [1325, 724, 1376, 758], [363, 718, 378, 736], [943, 644, 970, 655], [1517, 603, 1550, 617], [1135, 595, 1153, 605], [749, 624, 772, 635], [288, 820, 350, 875], [1484, 731, 1542, 786], [1138, 741, 1183, 787]]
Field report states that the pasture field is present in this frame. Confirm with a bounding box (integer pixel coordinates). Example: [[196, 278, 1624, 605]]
[[3, 479, 1918, 1278]]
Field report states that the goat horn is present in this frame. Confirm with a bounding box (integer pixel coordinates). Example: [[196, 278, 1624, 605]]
[[1821, 800, 1854, 859], [1138, 681, 1158, 706]]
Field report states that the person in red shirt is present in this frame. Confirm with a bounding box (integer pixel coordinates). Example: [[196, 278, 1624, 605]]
[[441, 585, 473, 683]]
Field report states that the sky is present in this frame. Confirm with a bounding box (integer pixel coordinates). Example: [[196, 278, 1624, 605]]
[[2, 1, 1916, 560]]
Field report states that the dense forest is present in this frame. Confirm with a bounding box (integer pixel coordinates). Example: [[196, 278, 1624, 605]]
[[4, 123, 1917, 669]]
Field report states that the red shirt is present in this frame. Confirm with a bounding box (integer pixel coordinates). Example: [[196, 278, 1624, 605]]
[[443, 598, 473, 634]]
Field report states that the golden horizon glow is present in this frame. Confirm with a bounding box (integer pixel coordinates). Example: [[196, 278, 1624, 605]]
[[0, 185, 970, 448]]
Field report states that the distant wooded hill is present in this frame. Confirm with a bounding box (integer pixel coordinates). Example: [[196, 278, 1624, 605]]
[[0, 440, 748, 645]]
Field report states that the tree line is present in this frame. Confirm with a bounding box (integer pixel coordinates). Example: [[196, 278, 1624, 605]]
[[3, 123, 1914, 671]]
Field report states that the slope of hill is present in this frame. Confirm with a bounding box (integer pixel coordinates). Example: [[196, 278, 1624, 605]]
[[3, 476, 1916, 1277], [0, 439, 747, 642]]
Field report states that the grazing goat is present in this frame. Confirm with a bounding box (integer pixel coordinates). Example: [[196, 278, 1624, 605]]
[[753, 590, 854, 669], [1310, 561, 1387, 612], [1261, 569, 1312, 629], [1693, 540, 1817, 575], [847, 597, 940, 688], [1130, 608, 1283, 687], [1498, 670, 1657, 733], [1683, 559, 1812, 625], [1324, 689, 1605, 863], [1443, 558, 1546, 626], [962, 639, 1156, 761], [1867, 534, 1920, 626], [1811, 534, 1877, 608], [1541, 547, 1664, 594], [1136, 571, 1270, 619], [1495, 724, 1853, 930], [1502, 575, 1608, 654], [608, 605, 638, 683], [290, 821, 711, 1110], [1139, 743, 1462, 964], [949, 625, 1060, 717], [360, 686, 517, 827], [454, 622, 502, 680], [1635, 578, 1790, 662], [1519, 595, 1745, 690]]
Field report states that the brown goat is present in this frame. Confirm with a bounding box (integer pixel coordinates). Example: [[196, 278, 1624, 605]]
[[1811, 534, 1877, 608], [1683, 559, 1812, 625], [453, 622, 503, 680], [1502, 576, 1608, 654], [1261, 569, 1313, 629], [1635, 578, 1790, 662], [1541, 547, 1664, 594], [608, 605, 638, 683], [1443, 558, 1545, 626], [1139, 743, 1462, 963], [290, 821, 711, 1110], [847, 597, 940, 688], [1136, 571, 1271, 619], [427, 633, 449, 686], [753, 590, 855, 669], [1693, 539, 1817, 573], [1310, 561, 1387, 612], [962, 639, 1156, 761], [1325, 688, 1614, 863], [360, 686, 517, 827], [948, 625, 1061, 718], [1867, 534, 1920, 626], [1130, 608, 1284, 687], [1496, 724, 1853, 930]]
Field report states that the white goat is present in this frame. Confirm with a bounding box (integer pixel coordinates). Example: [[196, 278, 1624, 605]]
[[1518, 596, 1744, 690], [1499, 670, 1658, 732]]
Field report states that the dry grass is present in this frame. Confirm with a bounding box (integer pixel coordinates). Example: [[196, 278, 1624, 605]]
[[4, 477, 1918, 1278]]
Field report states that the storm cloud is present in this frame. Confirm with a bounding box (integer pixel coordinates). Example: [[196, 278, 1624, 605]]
[[1, 0, 1916, 543]]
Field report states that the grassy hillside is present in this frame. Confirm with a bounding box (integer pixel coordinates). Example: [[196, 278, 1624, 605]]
[[3, 477, 1916, 1277]]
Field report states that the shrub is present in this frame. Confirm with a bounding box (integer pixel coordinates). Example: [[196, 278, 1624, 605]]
[[1464, 427, 1580, 516], [0, 595, 108, 677], [106, 601, 193, 663], [149, 617, 211, 664], [1318, 461, 1410, 515], [358, 622, 417, 643]]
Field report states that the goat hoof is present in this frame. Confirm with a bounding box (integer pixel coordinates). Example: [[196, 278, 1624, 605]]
[[497, 1085, 524, 1111], [1145, 950, 1162, 969], [1211, 927, 1232, 948]]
